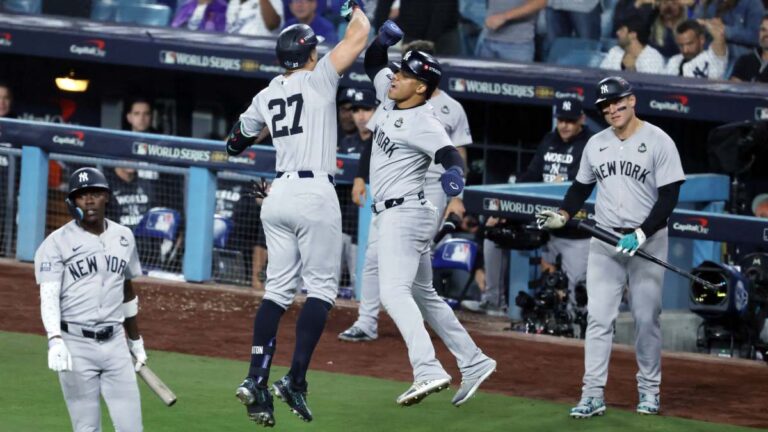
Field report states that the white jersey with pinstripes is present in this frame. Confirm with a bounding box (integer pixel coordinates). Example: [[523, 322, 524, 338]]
[[239, 54, 341, 173]]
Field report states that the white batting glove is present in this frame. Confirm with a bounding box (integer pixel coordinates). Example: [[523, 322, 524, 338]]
[[128, 337, 147, 372], [535, 210, 567, 230], [48, 338, 72, 372]]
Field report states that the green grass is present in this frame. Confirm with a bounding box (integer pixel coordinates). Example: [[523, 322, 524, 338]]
[[0, 331, 761, 432]]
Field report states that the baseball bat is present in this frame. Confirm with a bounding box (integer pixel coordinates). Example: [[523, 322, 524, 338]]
[[134, 360, 177, 407], [576, 221, 723, 291]]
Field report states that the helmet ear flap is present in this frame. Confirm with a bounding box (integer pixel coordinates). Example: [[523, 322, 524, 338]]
[[65, 197, 84, 221]]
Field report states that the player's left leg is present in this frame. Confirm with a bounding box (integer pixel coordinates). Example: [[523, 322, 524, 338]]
[[627, 228, 668, 415], [100, 328, 143, 432], [276, 178, 342, 421]]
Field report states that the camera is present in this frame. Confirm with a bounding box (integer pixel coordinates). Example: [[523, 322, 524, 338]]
[[485, 222, 549, 250], [515, 255, 577, 337]]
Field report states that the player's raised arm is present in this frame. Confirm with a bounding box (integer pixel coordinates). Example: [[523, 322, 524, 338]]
[[327, 1, 371, 75], [364, 20, 403, 81]]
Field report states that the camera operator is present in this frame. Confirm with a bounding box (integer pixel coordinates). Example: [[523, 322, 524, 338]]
[[473, 99, 593, 318]]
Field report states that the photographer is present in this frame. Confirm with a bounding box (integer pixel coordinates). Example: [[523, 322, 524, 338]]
[[468, 99, 593, 317]]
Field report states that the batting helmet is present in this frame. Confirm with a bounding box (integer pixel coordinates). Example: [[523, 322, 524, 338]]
[[392, 50, 442, 98], [276, 24, 319, 70], [594, 76, 634, 108], [66, 167, 110, 221]]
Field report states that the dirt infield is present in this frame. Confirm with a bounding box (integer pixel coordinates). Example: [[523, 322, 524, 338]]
[[3, 260, 768, 429]]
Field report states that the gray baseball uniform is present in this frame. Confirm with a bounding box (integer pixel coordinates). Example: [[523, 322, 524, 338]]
[[239, 53, 342, 307], [575, 122, 685, 398], [352, 85, 473, 339], [365, 68, 491, 381], [34, 219, 143, 432]]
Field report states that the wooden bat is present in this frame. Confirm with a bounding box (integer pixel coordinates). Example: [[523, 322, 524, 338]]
[[135, 361, 177, 407]]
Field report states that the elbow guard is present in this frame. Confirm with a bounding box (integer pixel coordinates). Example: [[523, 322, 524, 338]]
[[226, 121, 257, 156]]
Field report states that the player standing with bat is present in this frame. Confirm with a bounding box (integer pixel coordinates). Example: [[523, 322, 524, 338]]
[[536, 76, 685, 419], [34, 167, 148, 432]]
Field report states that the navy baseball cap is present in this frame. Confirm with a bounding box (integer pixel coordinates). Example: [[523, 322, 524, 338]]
[[350, 89, 377, 109], [338, 87, 358, 104], [555, 98, 583, 120]]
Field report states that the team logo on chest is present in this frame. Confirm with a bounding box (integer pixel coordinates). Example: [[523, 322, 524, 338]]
[[120, 236, 129, 247], [638, 143, 647, 153], [441, 105, 450, 114], [592, 160, 651, 184], [394, 118, 403, 128]]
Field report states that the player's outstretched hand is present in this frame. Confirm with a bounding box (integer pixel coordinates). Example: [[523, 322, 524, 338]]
[[535, 210, 566, 230], [440, 167, 464, 197], [377, 20, 403, 47], [341, 0, 362, 22], [351, 177, 366, 206], [616, 228, 646, 256], [48, 337, 72, 372], [128, 336, 148, 372]]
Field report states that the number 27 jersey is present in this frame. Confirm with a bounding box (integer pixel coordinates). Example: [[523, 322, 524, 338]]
[[239, 54, 341, 173]]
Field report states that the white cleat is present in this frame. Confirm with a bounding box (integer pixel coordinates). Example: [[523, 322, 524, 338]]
[[396, 378, 451, 406]]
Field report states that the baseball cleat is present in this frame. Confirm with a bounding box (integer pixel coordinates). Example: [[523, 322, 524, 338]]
[[636, 393, 660, 415], [236, 377, 275, 427], [272, 375, 313, 422], [338, 326, 377, 342], [452, 359, 497, 406], [396, 378, 451, 406], [570, 397, 606, 419]]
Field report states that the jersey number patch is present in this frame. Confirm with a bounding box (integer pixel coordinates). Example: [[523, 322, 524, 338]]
[[268, 94, 304, 138]]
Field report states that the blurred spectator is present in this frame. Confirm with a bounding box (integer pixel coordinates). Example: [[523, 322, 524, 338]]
[[458, 0, 488, 55], [665, 19, 728, 78], [612, 0, 656, 34], [731, 13, 768, 82], [753, 193, 768, 218], [337, 88, 358, 147], [649, 0, 688, 58], [0, 81, 14, 118], [231, 182, 269, 290], [694, 0, 765, 63], [124, 98, 157, 133], [106, 167, 155, 230], [339, 88, 376, 155], [285, 0, 338, 44], [227, 0, 284, 36], [475, 0, 547, 62], [172, 0, 228, 32], [546, 1, 602, 48], [601, 16, 666, 73], [374, 0, 462, 55]]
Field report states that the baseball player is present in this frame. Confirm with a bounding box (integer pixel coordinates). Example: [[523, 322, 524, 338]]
[[338, 39, 472, 343], [358, 21, 496, 407], [34, 167, 147, 432], [536, 76, 685, 418], [225, 2, 370, 427]]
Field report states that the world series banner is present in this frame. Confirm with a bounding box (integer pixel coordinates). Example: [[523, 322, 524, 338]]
[[0, 119, 359, 183]]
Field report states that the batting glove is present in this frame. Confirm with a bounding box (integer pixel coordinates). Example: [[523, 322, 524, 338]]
[[616, 228, 646, 256], [535, 210, 567, 230], [128, 336, 148, 372], [340, 0, 362, 22], [377, 20, 403, 47], [440, 167, 464, 197], [48, 337, 72, 372]]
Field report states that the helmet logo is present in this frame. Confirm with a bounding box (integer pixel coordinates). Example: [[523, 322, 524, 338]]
[[299, 38, 305, 44], [79, 172, 89, 182], [600, 84, 609, 94], [404, 51, 412, 60], [423, 64, 428, 70]]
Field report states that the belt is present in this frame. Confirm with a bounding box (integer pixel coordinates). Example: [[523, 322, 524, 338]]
[[61, 321, 115, 341], [371, 191, 425, 214], [276, 170, 334, 185], [612, 227, 636, 235]]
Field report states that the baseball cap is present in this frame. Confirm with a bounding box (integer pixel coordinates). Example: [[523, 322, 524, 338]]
[[350, 88, 377, 109], [555, 98, 583, 120], [337, 87, 358, 105]]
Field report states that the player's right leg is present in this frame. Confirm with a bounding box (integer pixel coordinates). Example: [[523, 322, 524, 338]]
[[58, 334, 103, 432], [377, 202, 451, 406], [571, 237, 627, 419], [100, 328, 143, 432]]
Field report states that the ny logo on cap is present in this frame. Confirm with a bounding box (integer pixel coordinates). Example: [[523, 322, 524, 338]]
[[601, 85, 609, 94], [79, 172, 89, 182], [562, 101, 572, 111]]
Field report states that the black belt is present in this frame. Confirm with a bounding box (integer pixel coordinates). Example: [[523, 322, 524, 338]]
[[61, 321, 115, 341], [372, 191, 425, 214], [276, 171, 334, 185], [612, 228, 635, 235]]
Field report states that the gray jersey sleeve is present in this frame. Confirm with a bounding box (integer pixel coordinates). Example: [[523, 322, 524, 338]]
[[450, 106, 472, 146], [34, 237, 64, 284], [123, 231, 142, 280], [653, 133, 686, 187], [575, 141, 596, 184], [412, 115, 454, 160], [307, 54, 342, 101], [373, 68, 393, 103], [239, 94, 266, 137]]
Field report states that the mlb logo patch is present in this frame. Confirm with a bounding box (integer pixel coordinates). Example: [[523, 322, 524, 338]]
[[484, 198, 499, 211], [40, 262, 51, 272], [449, 78, 466, 92]]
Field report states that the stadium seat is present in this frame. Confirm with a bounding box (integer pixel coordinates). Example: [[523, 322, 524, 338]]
[[115, 4, 172, 27], [546, 37, 603, 67], [91, 0, 117, 21], [432, 238, 479, 308], [134, 207, 181, 272], [2, 0, 41, 14], [212, 214, 246, 285]]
